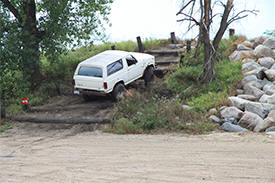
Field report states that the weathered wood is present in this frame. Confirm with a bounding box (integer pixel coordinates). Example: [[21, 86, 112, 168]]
[[10, 116, 111, 124], [229, 28, 235, 37], [30, 103, 113, 112], [155, 61, 179, 65], [170, 32, 177, 44], [111, 45, 116, 50], [0, 105, 5, 119], [145, 50, 184, 56], [186, 40, 191, 52], [136, 36, 144, 53]]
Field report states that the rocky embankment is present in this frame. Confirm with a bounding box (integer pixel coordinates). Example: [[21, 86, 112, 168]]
[[211, 37, 275, 133]]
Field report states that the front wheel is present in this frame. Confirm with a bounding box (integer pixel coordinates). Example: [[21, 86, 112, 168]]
[[144, 67, 154, 86], [111, 83, 126, 102]]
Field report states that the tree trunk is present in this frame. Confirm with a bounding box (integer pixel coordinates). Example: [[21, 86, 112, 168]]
[[21, 0, 42, 90], [201, 0, 215, 83]]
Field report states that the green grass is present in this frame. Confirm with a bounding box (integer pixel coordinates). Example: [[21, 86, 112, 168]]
[[166, 58, 242, 113], [110, 92, 217, 134], [0, 122, 12, 133]]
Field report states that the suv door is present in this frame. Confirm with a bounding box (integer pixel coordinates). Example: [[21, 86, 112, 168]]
[[125, 55, 142, 82]]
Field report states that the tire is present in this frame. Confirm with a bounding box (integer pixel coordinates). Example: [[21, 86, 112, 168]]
[[112, 83, 126, 102], [144, 67, 154, 86]]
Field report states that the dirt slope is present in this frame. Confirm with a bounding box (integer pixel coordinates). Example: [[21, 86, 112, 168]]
[[0, 123, 274, 183]]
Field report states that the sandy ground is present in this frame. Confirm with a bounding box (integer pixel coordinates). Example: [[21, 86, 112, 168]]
[[0, 123, 274, 183]]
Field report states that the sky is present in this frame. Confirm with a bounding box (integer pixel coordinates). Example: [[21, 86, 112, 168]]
[[104, 0, 275, 42]]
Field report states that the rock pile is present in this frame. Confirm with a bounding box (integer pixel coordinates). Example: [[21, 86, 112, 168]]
[[212, 37, 275, 133]]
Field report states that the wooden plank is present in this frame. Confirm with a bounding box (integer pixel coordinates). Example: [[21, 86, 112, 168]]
[[145, 49, 185, 55], [9, 116, 111, 124]]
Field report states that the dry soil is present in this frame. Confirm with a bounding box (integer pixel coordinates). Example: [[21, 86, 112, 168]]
[[0, 122, 275, 183]]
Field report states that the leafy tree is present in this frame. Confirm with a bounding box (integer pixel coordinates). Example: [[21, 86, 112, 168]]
[[177, 0, 257, 83], [0, 0, 113, 89], [264, 30, 275, 37]]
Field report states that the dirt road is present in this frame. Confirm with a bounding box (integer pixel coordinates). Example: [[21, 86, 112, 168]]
[[0, 123, 275, 183]]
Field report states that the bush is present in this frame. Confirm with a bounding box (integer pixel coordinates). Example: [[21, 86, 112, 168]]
[[111, 92, 217, 134]]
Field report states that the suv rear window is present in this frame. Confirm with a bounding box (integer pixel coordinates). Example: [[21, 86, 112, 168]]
[[78, 66, 103, 77], [107, 59, 123, 76]]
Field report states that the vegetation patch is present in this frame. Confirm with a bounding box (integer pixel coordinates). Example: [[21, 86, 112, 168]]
[[0, 121, 12, 133], [110, 92, 217, 134]]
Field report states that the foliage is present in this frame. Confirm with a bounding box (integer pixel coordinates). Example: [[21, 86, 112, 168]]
[[264, 30, 275, 37], [0, 0, 113, 90], [111, 92, 217, 134], [0, 121, 12, 133]]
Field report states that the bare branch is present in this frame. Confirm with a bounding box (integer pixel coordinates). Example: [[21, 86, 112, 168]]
[[176, 0, 196, 16], [177, 12, 200, 25], [228, 9, 258, 25]]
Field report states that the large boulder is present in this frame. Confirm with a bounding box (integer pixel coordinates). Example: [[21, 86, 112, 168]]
[[237, 94, 257, 101], [242, 40, 254, 48], [264, 69, 275, 82], [261, 103, 275, 113], [243, 83, 265, 99], [258, 79, 273, 89], [271, 63, 275, 70], [238, 111, 264, 131], [242, 58, 255, 64], [266, 126, 275, 132], [258, 57, 275, 69], [254, 110, 275, 132], [263, 84, 275, 95], [242, 60, 261, 72], [243, 67, 267, 80], [220, 106, 244, 120], [254, 45, 274, 58], [241, 75, 257, 86], [228, 96, 250, 110], [209, 115, 222, 124], [237, 44, 252, 51], [229, 50, 254, 62], [244, 102, 269, 119], [259, 94, 275, 104], [263, 37, 275, 49], [221, 122, 248, 132]]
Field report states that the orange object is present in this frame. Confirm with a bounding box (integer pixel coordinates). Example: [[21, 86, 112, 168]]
[[126, 89, 135, 96]]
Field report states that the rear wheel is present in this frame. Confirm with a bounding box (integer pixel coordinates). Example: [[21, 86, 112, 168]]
[[112, 83, 126, 102], [144, 67, 154, 86]]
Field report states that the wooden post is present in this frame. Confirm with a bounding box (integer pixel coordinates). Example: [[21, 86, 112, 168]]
[[1, 105, 5, 119], [229, 28, 235, 37], [0, 93, 5, 119], [170, 32, 177, 44], [186, 40, 191, 52], [111, 45, 116, 50], [136, 36, 144, 53]]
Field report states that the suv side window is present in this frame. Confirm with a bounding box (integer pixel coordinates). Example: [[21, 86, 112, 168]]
[[107, 59, 123, 76], [126, 55, 137, 67]]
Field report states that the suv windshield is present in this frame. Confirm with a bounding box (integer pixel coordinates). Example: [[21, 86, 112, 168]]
[[78, 66, 103, 77]]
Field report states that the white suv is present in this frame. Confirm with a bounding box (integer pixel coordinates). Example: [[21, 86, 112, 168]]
[[73, 50, 155, 101]]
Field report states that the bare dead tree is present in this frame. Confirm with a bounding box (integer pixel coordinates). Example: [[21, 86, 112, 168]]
[[177, 0, 258, 83]]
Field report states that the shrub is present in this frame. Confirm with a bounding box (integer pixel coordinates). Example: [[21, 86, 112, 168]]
[[111, 92, 217, 134]]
